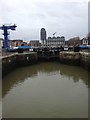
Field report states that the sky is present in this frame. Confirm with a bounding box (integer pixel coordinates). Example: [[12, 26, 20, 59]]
[[0, 0, 89, 42]]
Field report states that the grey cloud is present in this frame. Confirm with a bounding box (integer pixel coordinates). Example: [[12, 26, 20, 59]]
[[0, 0, 88, 41], [88, 1, 90, 33]]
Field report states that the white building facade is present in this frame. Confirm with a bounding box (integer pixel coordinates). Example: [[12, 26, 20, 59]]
[[82, 38, 88, 46], [46, 36, 65, 47]]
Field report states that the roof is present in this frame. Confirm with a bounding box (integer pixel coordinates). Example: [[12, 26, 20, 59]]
[[79, 45, 90, 49], [18, 46, 32, 49], [12, 40, 23, 42]]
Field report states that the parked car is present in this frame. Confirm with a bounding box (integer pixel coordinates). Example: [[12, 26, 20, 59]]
[[64, 46, 68, 51]]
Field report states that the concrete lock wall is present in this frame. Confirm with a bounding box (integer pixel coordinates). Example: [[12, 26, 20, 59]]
[[2, 51, 90, 77], [59, 52, 80, 65], [59, 52, 90, 71], [80, 52, 90, 70], [2, 52, 37, 77]]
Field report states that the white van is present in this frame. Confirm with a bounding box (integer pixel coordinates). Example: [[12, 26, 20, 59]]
[[64, 46, 68, 51]]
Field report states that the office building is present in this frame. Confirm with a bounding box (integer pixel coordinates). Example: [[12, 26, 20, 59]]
[[47, 36, 65, 47], [40, 28, 46, 45]]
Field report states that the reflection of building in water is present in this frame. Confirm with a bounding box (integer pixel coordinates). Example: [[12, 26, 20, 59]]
[[3, 62, 88, 98], [2, 66, 38, 98], [47, 36, 65, 47]]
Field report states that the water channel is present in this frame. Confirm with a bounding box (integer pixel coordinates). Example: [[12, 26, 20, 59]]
[[2, 62, 88, 118]]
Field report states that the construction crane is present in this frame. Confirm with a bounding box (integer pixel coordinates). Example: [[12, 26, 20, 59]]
[[0, 24, 17, 49], [53, 32, 57, 37]]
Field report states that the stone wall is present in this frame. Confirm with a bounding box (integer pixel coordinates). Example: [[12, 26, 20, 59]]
[[2, 51, 90, 77], [2, 52, 37, 77], [59, 52, 80, 65], [59, 51, 90, 71], [80, 52, 90, 70]]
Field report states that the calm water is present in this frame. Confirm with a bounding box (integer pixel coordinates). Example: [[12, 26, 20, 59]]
[[2, 62, 88, 118]]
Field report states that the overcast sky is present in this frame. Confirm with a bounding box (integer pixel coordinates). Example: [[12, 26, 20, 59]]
[[0, 0, 88, 42]]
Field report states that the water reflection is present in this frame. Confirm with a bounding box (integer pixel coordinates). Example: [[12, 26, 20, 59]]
[[3, 62, 88, 98], [2, 62, 88, 118]]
